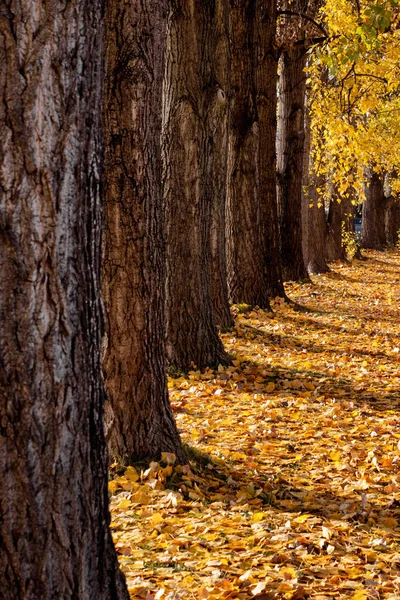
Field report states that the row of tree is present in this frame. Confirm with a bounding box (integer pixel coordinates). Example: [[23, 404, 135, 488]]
[[103, 0, 400, 466], [1, 0, 400, 597]]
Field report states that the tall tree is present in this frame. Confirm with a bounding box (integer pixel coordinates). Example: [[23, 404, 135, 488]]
[[226, 0, 284, 307], [277, 41, 309, 281], [326, 194, 346, 261], [385, 199, 400, 246], [209, 0, 234, 330], [362, 170, 387, 250], [0, 1, 128, 598], [163, 0, 229, 370], [302, 95, 330, 274], [103, 1, 184, 463]]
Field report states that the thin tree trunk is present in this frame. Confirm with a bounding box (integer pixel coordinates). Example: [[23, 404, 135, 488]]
[[302, 92, 330, 274], [277, 44, 309, 281], [103, 1, 185, 463], [226, 0, 284, 307], [326, 196, 346, 261], [362, 170, 387, 250], [302, 89, 311, 269], [385, 199, 400, 245], [208, 0, 234, 330], [0, 2, 128, 598], [163, 0, 229, 370], [307, 183, 330, 273]]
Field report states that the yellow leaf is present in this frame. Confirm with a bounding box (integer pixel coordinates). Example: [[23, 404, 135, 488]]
[[131, 491, 150, 505], [293, 514, 313, 523], [253, 512, 266, 523], [108, 480, 119, 493], [329, 451, 341, 462], [151, 513, 164, 525], [125, 466, 139, 482], [118, 498, 131, 510], [280, 567, 297, 580], [352, 591, 368, 600]]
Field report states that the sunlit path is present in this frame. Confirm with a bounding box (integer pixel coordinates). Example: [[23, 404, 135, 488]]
[[110, 250, 400, 600]]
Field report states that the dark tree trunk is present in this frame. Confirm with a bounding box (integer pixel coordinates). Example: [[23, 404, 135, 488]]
[[208, 0, 234, 330], [326, 195, 346, 261], [277, 44, 309, 281], [306, 186, 330, 273], [308, 201, 330, 273], [302, 95, 329, 274], [163, 0, 229, 370], [385, 199, 400, 245], [103, 1, 185, 463], [0, 2, 128, 598], [362, 171, 387, 250], [226, 0, 284, 307]]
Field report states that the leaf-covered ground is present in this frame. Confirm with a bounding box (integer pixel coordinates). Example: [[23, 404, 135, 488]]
[[110, 250, 400, 600]]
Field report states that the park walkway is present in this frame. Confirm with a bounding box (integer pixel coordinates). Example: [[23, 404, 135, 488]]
[[110, 249, 400, 600]]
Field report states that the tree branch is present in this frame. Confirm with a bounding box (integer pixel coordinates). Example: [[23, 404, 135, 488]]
[[278, 10, 328, 37]]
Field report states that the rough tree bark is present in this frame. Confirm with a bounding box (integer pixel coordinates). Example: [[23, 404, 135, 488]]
[[226, 0, 284, 307], [207, 0, 234, 330], [277, 43, 309, 281], [385, 199, 400, 245], [103, 1, 185, 463], [302, 93, 329, 274], [163, 0, 229, 370], [305, 174, 330, 273], [0, 2, 128, 598], [361, 170, 387, 250], [326, 196, 346, 261]]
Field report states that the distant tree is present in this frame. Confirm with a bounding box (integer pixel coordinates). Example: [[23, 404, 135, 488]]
[[326, 192, 347, 261], [362, 170, 387, 250], [0, 1, 128, 597], [103, 0, 185, 463], [162, 0, 230, 369], [226, 0, 284, 307], [385, 199, 400, 246]]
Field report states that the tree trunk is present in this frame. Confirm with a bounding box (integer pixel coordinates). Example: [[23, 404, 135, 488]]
[[385, 199, 400, 245], [302, 94, 329, 274], [0, 2, 128, 598], [226, 0, 284, 307], [361, 171, 387, 250], [306, 185, 330, 273], [208, 0, 234, 330], [326, 197, 346, 261], [163, 0, 229, 370], [277, 44, 309, 281], [103, 1, 185, 463]]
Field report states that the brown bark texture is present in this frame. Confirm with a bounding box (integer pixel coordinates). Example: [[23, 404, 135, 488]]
[[226, 0, 284, 307], [103, 1, 184, 463], [162, 0, 229, 370], [385, 199, 400, 245], [361, 171, 387, 250], [208, 0, 234, 330], [305, 177, 330, 273], [277, 44, 309, 281], [302, 93, 330, 274], [0, 2, 128, 599], [326, 195, 346, 261]]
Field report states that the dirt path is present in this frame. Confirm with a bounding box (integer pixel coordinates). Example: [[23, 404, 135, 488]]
[[110, 250, 400, 600]]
